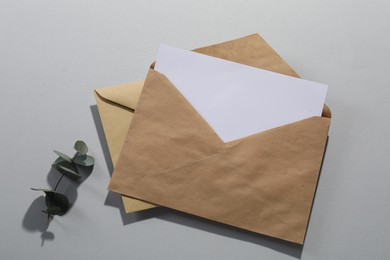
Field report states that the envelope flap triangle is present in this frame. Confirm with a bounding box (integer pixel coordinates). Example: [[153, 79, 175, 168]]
[[194, 34, 299, 77], [95, 81, 144, 111], [110, 69, 223, 191]]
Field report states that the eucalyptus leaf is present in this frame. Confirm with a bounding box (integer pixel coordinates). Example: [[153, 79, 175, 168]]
[[58, 165, 81, 179], [31, 189, 69, 214], [32, 189, 56, 197], [44, 192, 69, 215], [43, 207, 63, 215], [31, 188, 53, 192], [52, 156, 67, 167], [52, 159, 72, 173], [74, 140, 88, 155], [74, 155, 95, 167], [53, 150, 71, 162]]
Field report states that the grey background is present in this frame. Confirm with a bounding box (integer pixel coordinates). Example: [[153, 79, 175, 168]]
[[1, 1, 389, 259]]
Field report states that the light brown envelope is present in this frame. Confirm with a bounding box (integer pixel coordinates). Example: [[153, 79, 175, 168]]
[[94, 81, 157, 212], [94, 33, 310, 214], [107, 34, 331, 244]]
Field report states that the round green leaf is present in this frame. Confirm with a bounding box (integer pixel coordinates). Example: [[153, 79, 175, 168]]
[[74, 155, 95, 167], [52, 158, 72, 173], [74, 140, 88, 155], [31, 188, 52, 192], [53, 150, 71, 162], [31, 189, 69, 215], [44, 191, 69, 215], [58, 165, 81, 179], [52, 157, 67, 167]]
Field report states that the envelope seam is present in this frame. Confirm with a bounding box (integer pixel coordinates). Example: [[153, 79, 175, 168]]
[[94, 90, 135, 113]]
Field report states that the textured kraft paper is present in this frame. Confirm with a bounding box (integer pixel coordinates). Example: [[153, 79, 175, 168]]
[[106, 34, 331, 244], [94, 81, 156, 212], [95, 34, 331, 214]]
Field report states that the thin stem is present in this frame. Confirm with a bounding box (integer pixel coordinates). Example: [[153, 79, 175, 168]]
[[53, 174, 65, 191], [46, 151, 79, 224], [53, 151, 79, 191], [71, 151, 80, 162]]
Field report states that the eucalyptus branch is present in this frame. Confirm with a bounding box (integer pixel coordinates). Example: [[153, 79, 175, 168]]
[[31, 140, 95, 224]]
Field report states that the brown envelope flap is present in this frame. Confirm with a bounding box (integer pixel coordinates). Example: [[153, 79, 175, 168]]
[[150, 34, 330, 118], [94, 81, 144, 166], [193, 34, 331, 118], [109, 68, 331, 244], [110, 70, 224, 184], [193, 34, 300, 78], [95, 81, 144, 111]]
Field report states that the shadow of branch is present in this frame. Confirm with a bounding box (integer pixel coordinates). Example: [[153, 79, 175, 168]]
[[23, 164, 93, 246], [22, 196, 55, 246]]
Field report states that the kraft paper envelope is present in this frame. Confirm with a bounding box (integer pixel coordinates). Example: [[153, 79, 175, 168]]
[[94, 81, 156, 212], [103, 34, 331, 244], [95, 33, 309, 213], [95, 34, 331, 214]]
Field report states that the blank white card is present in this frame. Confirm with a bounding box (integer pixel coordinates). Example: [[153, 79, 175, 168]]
[[155, 44, 328, 142]]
